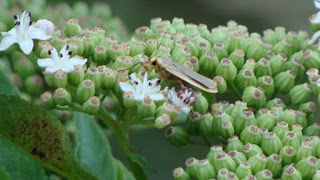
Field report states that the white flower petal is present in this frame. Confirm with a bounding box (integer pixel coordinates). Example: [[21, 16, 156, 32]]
[[315, 0, 320, 9], [19, 39, 34, 55], [29, 27, 51, 40], [45, 67, 58, 74], [35, 19, 54, 36], [308, 30, 320, 45], [317, 82, 320, 87], [182, 106, 191, 114], [51, 47, 59, 60], [0, 36, 17, 51], [61, 66, 74, 73], [149, 93, 164, 101], [68, 57, 87, 66], [120, 82, 134, 92], [37, 58, 54, 67]]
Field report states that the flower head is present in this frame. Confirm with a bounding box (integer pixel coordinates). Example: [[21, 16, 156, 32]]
[[166, 87, 197, 113], [37, 45, 87, 74], [120, 72, 164, 101], [0, 11, 52, 55]]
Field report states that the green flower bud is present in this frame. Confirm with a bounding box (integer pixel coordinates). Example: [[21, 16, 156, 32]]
[[186, 111, 201, 136], [220, 120, 235, 139], [235, 69, 257, 92], [199, 50, 219, 75], [299, 101, 316, 115], [154, 114, 171, 129], [40, 91, 56, 109], [199, 113, 213, 135], [137, 96, 156, 117], [283, 58, 304, 80], [266, 154, 282, 178], [156, 102, 181, 122], [229, 49, 245, 70], [211, 103, 223, 116], [273, 26, 286, 42], [246, 39, 271, 61], [227, 150, 247, 166], [242, 59, 256, 71], [83, 96, 100, 115], [273, 39, 293, 57], [172, 47, 191, 65], [195, 41, 211, 57], [112, 56, 134, 70], [213, 152, 236, 172], [38, 42, 53, 59], [242, 86, 266, 109], [242, 175, 257, 180], [122, 91, 135, 109], [135, 26, 154, 41], [184, 159, 200, 180], [281, 165, 302, 180], [191, 92, 208, 114], [77, 79, 95, 102], [217, 168, 229, 180], [274, 70, 296, 94], [256, 110, 276, 131], [212, 43, 228, 59], [54, 88, 72, 106], [173, 167, 190, 180], [264, 98, 285, 109], [279, 146, 296, 166], [166, 126, 189, 147], [281, 109, 297, 127], [157, 32, 174, 48], [150, 17, 162, 32], [270, 106, 283, 121], [271, 121, 289, 139], [63, 19, 82, 37], [255, 169, 273, 180], [213, 111, 234, 136], [257, 76, 274, 96], [210, 27, 229, 44], [269, 53, 287, 75], [247, 153, 267, 175], [68, 64, 85, 86], [296, 141, 313, 162], [85, 67, 102, 90], [235, 110, 256, 136], [92, 44, 108, 65], [236, 162, 252, 179], [261, 132, 283, 155], [281, 131, 300, 150], [24, 75, 44, 95], [144, 38, 157, 56], [226, 172, 238, 180], [292, 124, 303, 139], [102, 68, 117, 90], [304, 122, 320, 136], [296, 156, 318, 180], [71, 36, 85, 55], [213, 76, 227, 94], [243, 143, 263, 159], [240, 125, 261, 145], [216, 58, 237, 82], [172, 18, 186, 33], [196, 159, 216, 180], [313, 170, 320, 180], [53, 35, 68, 52], [254, 58, 272, 78], [289, 83, 312, 105], [207, 145, 224, 164], [229, 101, 246, 120], [263, 29, 277, 45], [108, 42, 129, 62], [183, 24, 199, 38], [52, 70, 68, 88], [152, 45, 171, 57], [227, 32, 245, 53], [226, 136, 244, 153], [303, 49, 320, 69]]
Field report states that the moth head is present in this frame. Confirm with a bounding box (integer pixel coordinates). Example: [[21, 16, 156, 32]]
[[150, 56, 158, 65]]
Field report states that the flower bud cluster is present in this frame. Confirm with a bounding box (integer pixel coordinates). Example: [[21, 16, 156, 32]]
[[173, 99, 320, 179]]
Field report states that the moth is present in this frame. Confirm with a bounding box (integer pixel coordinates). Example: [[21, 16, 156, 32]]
[[147, 56, 218, 93]]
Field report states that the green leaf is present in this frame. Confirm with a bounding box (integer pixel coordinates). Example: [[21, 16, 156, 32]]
[[74, 112, 117, 180], [0, 70, 18, 95], [114, 159, 135, 180], [0, 94, 98, 180], [0, 138, 46, 180]]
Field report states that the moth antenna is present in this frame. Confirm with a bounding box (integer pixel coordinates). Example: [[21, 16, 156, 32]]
[[126, 61, 148, 70], [152, 25, 175, 57]]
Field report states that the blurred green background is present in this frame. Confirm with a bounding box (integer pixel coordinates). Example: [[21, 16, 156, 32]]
[[15, 0, 317, 179]]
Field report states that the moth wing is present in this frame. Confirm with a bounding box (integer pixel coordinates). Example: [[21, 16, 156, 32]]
[[159, 57, 218, 93]]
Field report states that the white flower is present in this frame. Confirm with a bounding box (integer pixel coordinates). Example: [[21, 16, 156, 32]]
[[166, 87, 197, 113], [34, 19, 54, 36], [0, 11, 52, 55], [309, 0, 320, 44], [37, 45, 87, 74], [119, 72, 164, 101]]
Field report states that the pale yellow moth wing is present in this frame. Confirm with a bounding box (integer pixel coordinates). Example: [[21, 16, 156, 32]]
[[158, 57, 218, 93]]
